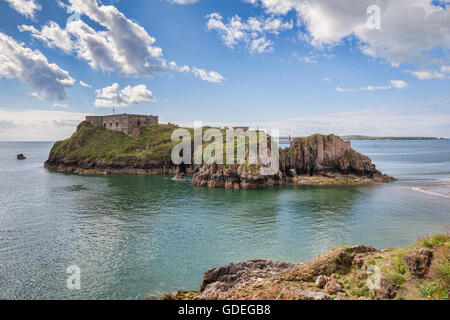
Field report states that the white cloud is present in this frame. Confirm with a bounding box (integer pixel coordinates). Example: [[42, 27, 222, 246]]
[[390, 80, 409, 89], [166, 0, 198, 4], [245, 0, 450, 69], [411, 70, 446, 80], [206, 13, 293, 53], [336, 80, 408, 92], [5, 0, 41, 19], [441, 66, 450, 73], [19, 22, 73, 54], [0, 32, 75, 100], [191, 67, 225, 83], [20, 0, 224, 83], [94, 83, 156, 108], [79, 80, 91, 88], [52, 103, 68, 108]]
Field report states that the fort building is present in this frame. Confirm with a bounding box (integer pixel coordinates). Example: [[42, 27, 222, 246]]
[[86, 114, 159, 136]]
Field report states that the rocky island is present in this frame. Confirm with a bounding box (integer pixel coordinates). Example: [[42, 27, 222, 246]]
[[45, 121, 395, 188], [161, 235, 449, 300]]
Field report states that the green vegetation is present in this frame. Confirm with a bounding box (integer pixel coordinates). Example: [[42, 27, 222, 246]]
[[423, 234, 449, 248], [49, 122, 192, 162]]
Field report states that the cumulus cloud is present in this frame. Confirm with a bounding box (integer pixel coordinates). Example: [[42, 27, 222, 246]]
[[94, 83, 155, 108], [5, 0, 41, 19], [336, 80, 408, 92], [206, 13, 293, 53], [19, 22, 73, 54], [20, 0, 224, 83], [0, 32, 75, 100], [245, 0, 450, 68]]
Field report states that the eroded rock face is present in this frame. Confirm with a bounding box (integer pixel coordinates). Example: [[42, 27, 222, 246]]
[[403, 247, 434, 278], [192, 164, 284, 190], [196, 260, 294, 300]]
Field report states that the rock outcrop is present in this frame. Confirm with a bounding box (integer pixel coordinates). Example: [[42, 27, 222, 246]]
[[160, 235, 449, 301], [403, 247, 434, 278], [192, 134, 395, 188], [17, 154, 26, 160]]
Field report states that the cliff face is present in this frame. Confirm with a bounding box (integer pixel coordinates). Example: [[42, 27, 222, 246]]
[[45, 123, 393, 185], [162, 235, 450, 301], [281, 134, 374, 175]]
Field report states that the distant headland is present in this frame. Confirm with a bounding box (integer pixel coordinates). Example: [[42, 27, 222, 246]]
[[341, 135, 444, 141], [44, 114, 395, 188]]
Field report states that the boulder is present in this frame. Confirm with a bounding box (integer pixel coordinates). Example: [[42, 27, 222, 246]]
[[315, 275, 329, 288], [325, 279, 343, 294], [373, 278, 399, 300], [17, 154, 26, 160], [403, 247, 433, 278]]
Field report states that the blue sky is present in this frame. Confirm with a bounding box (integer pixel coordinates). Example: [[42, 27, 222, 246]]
[[0, 0, 449, 140]]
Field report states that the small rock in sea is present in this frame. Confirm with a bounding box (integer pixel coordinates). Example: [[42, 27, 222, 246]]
[[172, 172, 185, 181], [17, 154, 26, 160]]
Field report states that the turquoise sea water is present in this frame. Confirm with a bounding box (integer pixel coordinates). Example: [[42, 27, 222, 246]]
[[0, 140, 449, 299]]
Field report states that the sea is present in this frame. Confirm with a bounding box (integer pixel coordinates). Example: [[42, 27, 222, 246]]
[[0, 140, 449, 299]]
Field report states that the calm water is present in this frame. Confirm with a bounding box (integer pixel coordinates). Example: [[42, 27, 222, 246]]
[[0, 140, 449, 299]]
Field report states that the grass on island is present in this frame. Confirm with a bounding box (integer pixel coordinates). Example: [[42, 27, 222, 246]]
[[50, 122, 187, 162], [51, 122, 279, 164]]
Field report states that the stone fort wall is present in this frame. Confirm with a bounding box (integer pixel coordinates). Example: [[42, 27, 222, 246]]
[[86, 114, 158, 136]]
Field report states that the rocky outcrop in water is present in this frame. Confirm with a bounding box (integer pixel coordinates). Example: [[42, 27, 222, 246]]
[[192, 134, 394, 188], [161, 235, 450, 301], [45, 123, 393, 186], [17, 154, 26, 160]]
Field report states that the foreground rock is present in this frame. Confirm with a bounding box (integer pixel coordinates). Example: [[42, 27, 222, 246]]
[[17, 154, 26, 160], [161, 235, 449, 301]]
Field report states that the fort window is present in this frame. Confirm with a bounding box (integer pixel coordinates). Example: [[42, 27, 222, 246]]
[[137, 121, 141, 126], [116, 122, 119, 127], [103, 123, 106, 128], [110, 122, 112, 127]]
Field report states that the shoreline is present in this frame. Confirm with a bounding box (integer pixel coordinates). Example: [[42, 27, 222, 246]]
[[44, 162, 395, 186], [160, 235, 449, 301]]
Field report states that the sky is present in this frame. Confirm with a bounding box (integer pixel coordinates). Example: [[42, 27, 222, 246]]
[[0, 0, 449, 141]]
